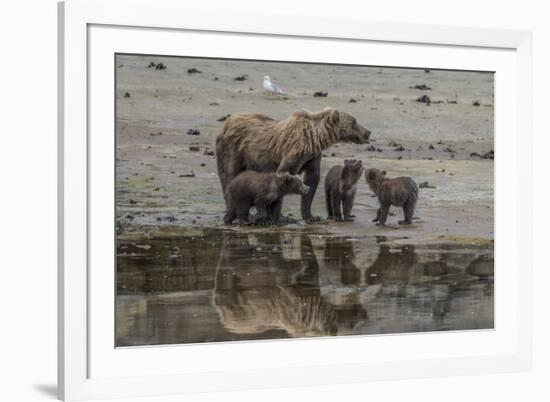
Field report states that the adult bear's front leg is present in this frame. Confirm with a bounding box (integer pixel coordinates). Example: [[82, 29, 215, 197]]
[[216, 147, 244, 208], [300, 156, 322, 223], [276, 157, 301, 175]]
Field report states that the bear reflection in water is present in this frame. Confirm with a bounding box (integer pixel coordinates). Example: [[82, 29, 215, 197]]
[[116, 229, 494, 346], [213, 232, 367, 338], [212, 231, 493, 339]]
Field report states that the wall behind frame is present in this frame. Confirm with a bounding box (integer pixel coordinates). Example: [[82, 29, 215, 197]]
[[0, 0, 547, 401]]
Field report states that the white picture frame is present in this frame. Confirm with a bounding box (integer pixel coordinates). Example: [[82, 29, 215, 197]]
[[58, 0, 533, 400]]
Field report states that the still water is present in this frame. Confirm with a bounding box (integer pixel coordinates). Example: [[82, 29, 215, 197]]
[[116, 228, 493, 347]]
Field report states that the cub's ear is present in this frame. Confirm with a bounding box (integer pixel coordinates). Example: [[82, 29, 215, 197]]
[[382, 170, 387, 175], [344, 159, 351, 166]]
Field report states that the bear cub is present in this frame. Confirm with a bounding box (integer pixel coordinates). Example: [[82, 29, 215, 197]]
[[223, 171, 310, 225], [365, 168, 418, 226], [324, 159, 364, 221]]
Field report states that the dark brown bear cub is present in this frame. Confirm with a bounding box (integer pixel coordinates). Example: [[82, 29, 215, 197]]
[[324, 160, 364, 221], [365, 168, 418, 226], [223, 171, 310, 225]]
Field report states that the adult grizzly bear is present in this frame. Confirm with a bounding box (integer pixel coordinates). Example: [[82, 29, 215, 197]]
[[215, 108, 372, 223]]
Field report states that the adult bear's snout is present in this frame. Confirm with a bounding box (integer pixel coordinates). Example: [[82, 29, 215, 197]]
[[355, 124, 372, 144]]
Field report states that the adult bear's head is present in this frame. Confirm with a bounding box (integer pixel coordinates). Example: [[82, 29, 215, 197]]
[[316, 107, 372, 144]]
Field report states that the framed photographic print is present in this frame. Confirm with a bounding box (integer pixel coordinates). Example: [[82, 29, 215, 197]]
[[58, 0, 533, 400]]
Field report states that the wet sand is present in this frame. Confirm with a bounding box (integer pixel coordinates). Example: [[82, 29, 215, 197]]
[[115, 55, 494, 346]]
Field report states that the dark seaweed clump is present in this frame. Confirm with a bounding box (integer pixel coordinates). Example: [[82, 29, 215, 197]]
[[416, 95, 431, 105], [410, 84, 431, 90]]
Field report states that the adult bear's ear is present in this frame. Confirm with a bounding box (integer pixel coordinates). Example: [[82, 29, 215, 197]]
[[293, 110, 309, 118], [320, 107, 339, 124], [328, 108, 340, 126]]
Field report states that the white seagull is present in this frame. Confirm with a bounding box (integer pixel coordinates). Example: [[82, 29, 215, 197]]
[[263, 75, 286, 96]]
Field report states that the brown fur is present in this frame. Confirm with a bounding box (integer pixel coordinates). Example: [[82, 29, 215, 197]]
[[216, 108, 371, 222], [223, 171, 309, 225], [324, 160, 364, 221], [365, 168, 419, 226], [215, 287, 340, 337]]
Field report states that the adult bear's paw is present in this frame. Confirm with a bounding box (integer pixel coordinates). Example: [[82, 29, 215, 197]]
[[303, 215, 322, 224]]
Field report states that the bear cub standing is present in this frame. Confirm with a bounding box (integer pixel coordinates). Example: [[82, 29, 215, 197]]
[[223, 171, 310, 225], [365, 168, 418, 226], [324, 159, 364, 221]]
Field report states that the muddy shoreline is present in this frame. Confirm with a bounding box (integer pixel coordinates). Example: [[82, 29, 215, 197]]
[[116, 55, 494, 245]]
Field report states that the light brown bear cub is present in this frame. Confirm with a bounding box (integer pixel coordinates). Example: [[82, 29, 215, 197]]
[[223, 171, 310, 225], [365, 168, 418, 226], [324, 160, 364, 221]]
